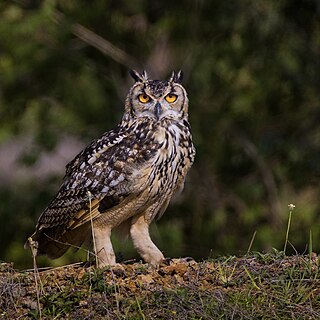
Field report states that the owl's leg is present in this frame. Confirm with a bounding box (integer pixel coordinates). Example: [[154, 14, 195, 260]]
[[93, 225, 116, 267], [130, 214, 164, 266]]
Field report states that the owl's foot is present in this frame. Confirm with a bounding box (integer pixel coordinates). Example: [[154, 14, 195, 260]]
[[160, 257, 195, 266], [130, 214, 165, 267]]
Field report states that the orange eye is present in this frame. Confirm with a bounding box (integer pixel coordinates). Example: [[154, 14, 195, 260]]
[[165, 94, 177, 103], [138, 94, 150, 103]]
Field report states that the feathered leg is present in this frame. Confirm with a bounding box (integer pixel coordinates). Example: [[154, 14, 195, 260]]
[[93, 225, 116, 267], [130, 214, 164, 266]]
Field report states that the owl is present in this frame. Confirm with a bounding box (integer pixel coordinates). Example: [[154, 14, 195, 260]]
[[25, 70, 195, 267]]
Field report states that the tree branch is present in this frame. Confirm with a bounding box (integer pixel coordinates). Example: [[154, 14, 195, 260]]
[[53, 11, 139, 69], [236, 134, 281, 228]]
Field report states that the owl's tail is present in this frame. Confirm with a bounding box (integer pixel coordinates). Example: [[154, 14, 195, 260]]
[[24, 223, 91, 259]]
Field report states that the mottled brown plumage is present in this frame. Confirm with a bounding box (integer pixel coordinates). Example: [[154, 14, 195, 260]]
[[26, 70, 195, 267]]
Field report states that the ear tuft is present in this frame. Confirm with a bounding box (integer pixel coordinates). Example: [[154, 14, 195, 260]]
[[174, 70, 183, 83], [169, 70, 183, 84], [129, 69, 148, 82]]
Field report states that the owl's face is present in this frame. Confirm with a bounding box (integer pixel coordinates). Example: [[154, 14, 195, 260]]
[[125, 70, 189, 122]]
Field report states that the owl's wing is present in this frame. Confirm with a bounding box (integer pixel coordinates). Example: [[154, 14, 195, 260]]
[[28, 123, 158, 257]]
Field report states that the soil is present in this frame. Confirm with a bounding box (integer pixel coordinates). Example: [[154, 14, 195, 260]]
[[1, 255, 320, 319]]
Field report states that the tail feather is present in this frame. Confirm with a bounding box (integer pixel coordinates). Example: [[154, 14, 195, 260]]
[[25, 223, 91, 259]]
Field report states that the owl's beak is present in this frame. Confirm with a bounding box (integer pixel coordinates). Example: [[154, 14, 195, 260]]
[[154, 102, 162, 120]]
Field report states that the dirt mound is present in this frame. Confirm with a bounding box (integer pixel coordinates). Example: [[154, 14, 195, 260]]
[[1, 254, 320, 319]]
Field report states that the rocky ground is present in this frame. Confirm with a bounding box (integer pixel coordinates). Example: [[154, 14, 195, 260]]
[[1, 253, 320, 319]]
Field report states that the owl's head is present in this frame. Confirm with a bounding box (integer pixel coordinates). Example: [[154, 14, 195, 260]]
[[124, 70, 189, 122]]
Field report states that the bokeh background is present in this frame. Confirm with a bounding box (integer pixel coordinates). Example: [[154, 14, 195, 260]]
[[1, 0, 320, 269]]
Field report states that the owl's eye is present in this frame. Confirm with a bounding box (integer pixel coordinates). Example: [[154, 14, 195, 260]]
[[165, 94, 177, 103], [138, 94, 150, 103]]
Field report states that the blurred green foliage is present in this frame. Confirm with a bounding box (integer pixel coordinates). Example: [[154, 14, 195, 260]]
[[0, 0, 320, 269]]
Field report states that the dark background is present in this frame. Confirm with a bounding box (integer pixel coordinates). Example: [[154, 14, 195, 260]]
[[1, 0, 320, 269]]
